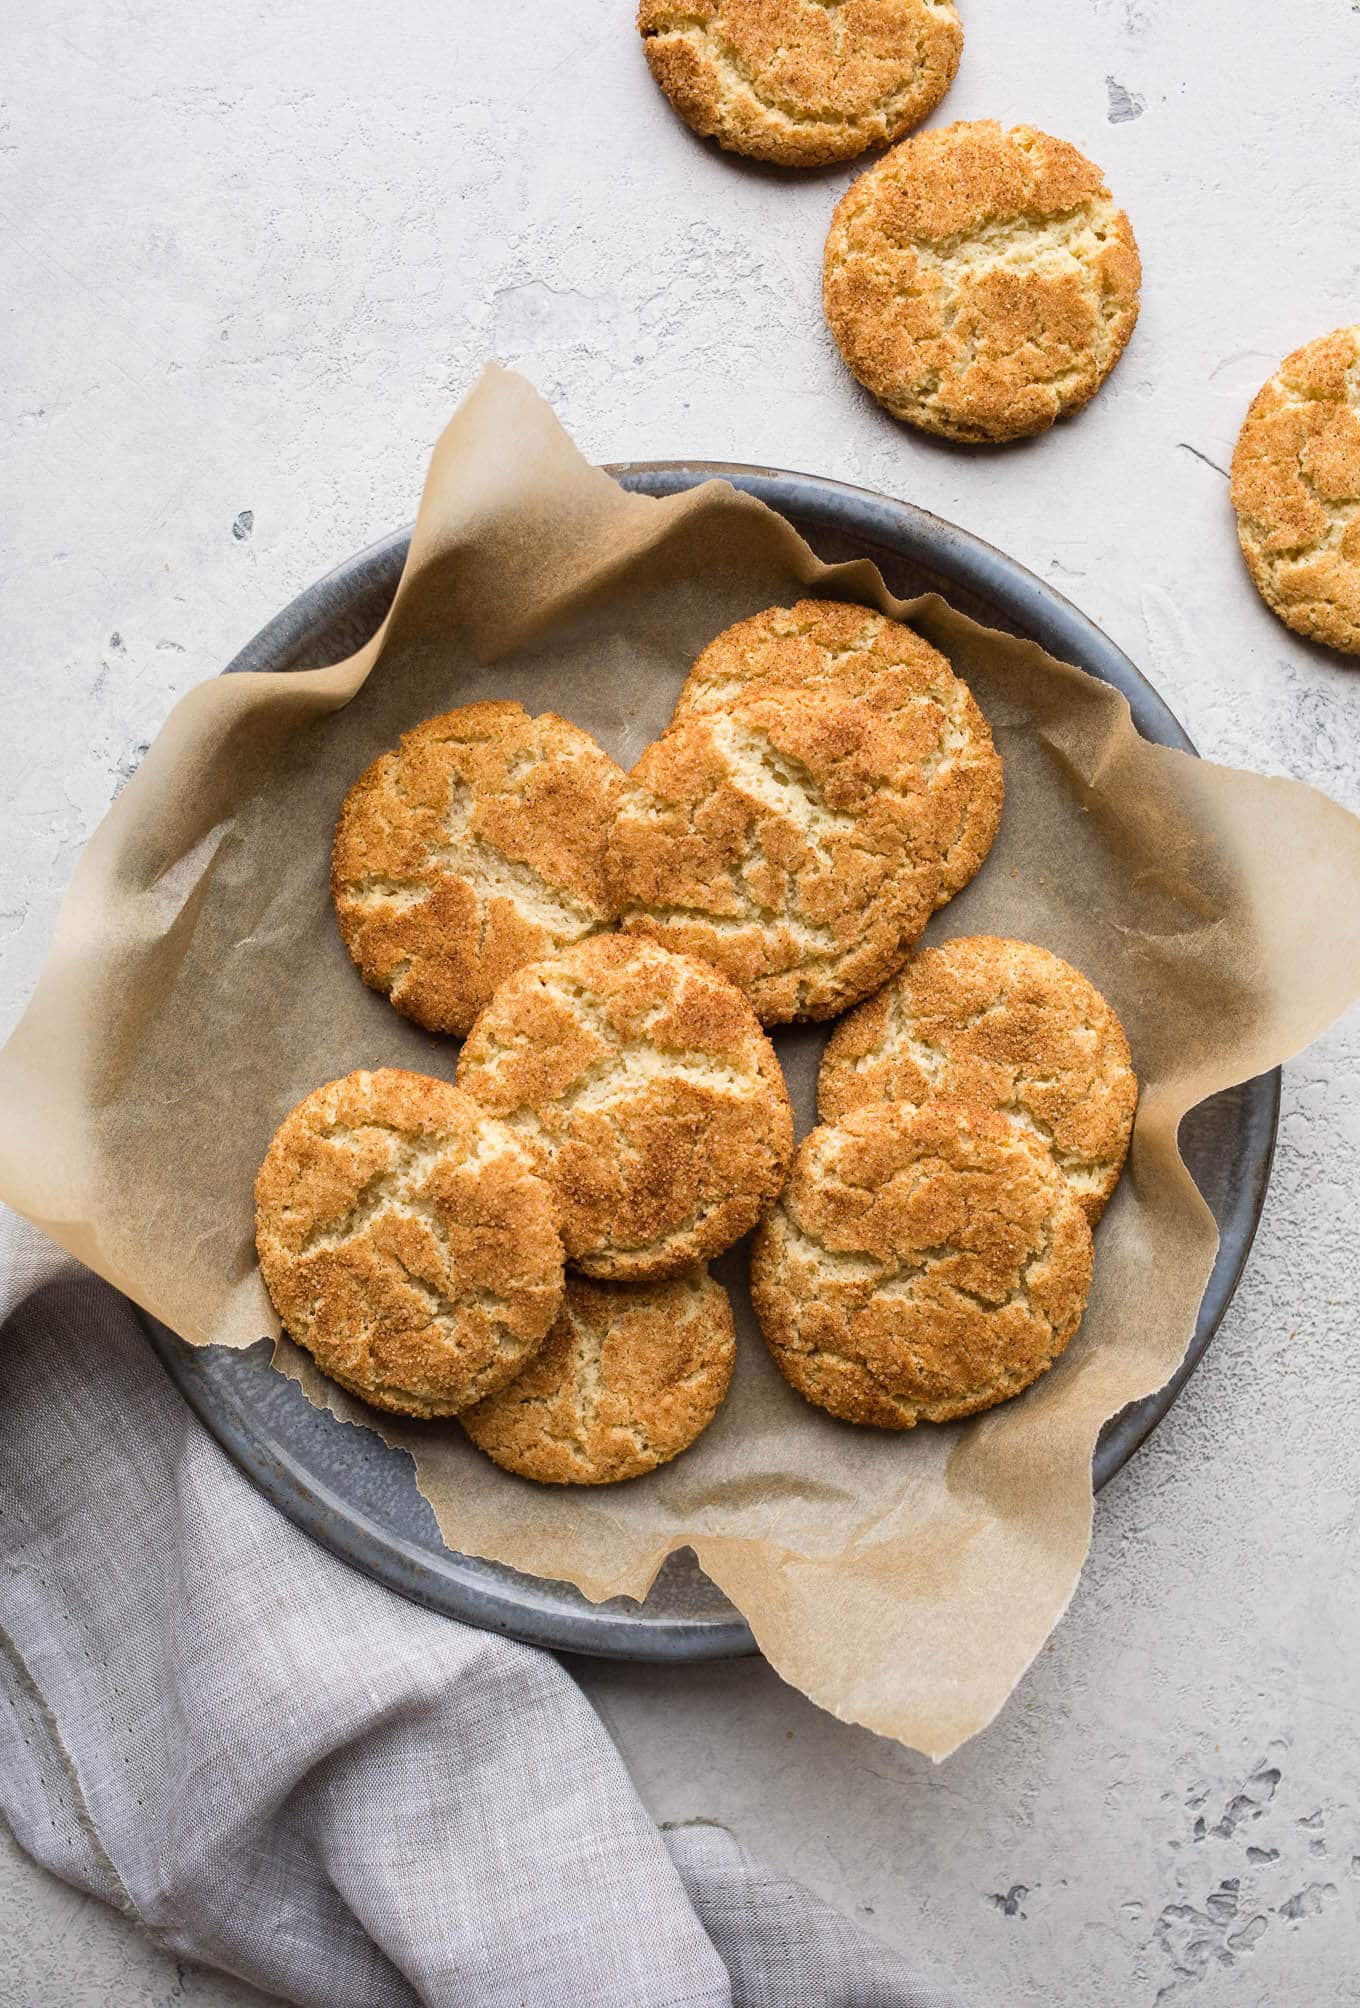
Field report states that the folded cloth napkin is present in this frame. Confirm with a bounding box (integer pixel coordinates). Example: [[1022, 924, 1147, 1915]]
[[0, 1211, 960, 2008]]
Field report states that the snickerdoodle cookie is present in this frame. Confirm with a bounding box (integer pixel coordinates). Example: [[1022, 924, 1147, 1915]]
[[818, 936, 1136, 1222], [332, 702, 627, 1037], [1230, 324, 1360, 655], [751, 1101, 1093, 1428], [637, 0, 963, 168], [254, 1068, 564, 1419], [672, 598, 1002, 904], [456, 936, 793, 1280], [823, 120, 1141, 443], [607, 686, 948, 1023], [461, 1270, 735, 1484]]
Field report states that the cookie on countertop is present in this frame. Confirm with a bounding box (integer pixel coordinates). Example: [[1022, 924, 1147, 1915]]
[[332, 702, 627, 1038], [254, 1068, 564, 1419], [461, 1269, 735, 1484], [751, 1101, 1094, 1428], [1230, 323, 1360, 656], [823, 120, 1141, 443], [672, 598, 1002, 905], [637, 0, 963, 169], [456, 935, 793, 1280], [607, 686, 949, 1023], [818, 935, 1136, 1222]]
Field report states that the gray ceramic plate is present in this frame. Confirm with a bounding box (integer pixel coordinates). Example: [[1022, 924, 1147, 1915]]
[[140, 463, 1280, 1661]]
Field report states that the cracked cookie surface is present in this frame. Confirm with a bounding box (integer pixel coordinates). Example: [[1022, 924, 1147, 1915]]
[[818, 935, 1136, 1221], [751, 1100, 1093, 1427], [1230, 324, 1360, 655], [823, 120, 1141, 442], [332, 702, 627, 1037], [672, 598, 1002, 905], [254, 1068, 565, 1419], [607, 686, 946, 1023], [456, 935, 793, 1279], [461, 1269, 735, 1484], [637, 0, 963, 168]]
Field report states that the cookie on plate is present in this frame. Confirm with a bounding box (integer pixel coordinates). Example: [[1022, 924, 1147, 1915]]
[[818, 935, 1136, 1221], [637, 0, 963, 168], [461, 1269, 735, 1484], [607, 686, 948, 1023], [751, 1101, 1094, 1428], [332, 702, 627, 1037], [823, 120, 1141, 443], [1230, 323, 1360, 655], [672, 598, 1002, 905], [254, 1068, 564, 1419], [456, 935, 793, 1280]]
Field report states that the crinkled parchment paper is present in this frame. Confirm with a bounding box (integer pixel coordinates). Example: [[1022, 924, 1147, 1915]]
[[4, 368, 1360, 1757]]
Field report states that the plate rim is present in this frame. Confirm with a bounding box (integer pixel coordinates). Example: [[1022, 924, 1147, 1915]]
[[140, 459, 1280, 1659]]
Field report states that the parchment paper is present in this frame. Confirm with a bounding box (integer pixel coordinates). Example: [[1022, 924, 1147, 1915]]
[[5, 367, 1360, 1758]]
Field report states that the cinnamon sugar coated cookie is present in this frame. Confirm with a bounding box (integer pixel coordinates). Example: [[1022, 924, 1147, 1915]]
[[461, 1270, 736, 1484], [332, 702, 627, 1037], [823, 121, 1141, 443], [751, 1101, 1093, 1428], [456, 936, 793, 1280], [637, 0, 962, 168], [672, 599, 1002, 905], [254, 1069, 564, 1419], [1230, 325, 1360, 655], [818, 936, 1136, 1222], [607, 686, 948, 1023]]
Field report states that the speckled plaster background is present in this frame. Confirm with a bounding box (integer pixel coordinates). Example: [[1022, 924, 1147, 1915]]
[[3, 2, 1359, 2002]]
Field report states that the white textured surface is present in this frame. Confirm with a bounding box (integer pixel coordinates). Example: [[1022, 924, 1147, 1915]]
[[3, 1, 1359, 2002]]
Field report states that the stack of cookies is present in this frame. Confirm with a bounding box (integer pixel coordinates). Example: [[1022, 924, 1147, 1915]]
[[255, 597, 1136, 1483], [757, 934, 1135, 1429], [255, 935, 791, 1484]]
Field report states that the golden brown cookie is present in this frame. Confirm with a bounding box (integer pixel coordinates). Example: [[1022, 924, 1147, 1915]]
[[823, 120, 1141, 443], [637, 0, 963, 168], [254, 1069, 565, 1419], [461, 1270, 735, 1484], [607, 686, 947, 1023], [672, 598, 1002, 905], [1230, 324, 1360, 655], [751, 1101, 1094, 1428], [332, 702, 627, 1037], [456, 935, 793, 1280], [818, 935, 1136, 1221]]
